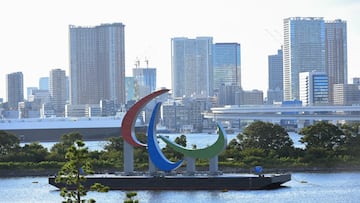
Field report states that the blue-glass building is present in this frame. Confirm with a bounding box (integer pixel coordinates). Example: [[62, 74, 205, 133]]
[[39, 77, 49, 90], [300, 72, 329, 106], [213, 43, 241, 90], [133, 67, 156, 99]]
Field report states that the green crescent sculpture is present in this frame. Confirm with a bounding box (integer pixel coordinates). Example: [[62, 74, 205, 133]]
[[159, 123, 227, 159]]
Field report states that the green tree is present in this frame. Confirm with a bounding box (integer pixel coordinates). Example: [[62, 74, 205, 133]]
[[219, 138, 241, 162], [300, 121, 345, 152], [0, 130, 20, 155], [49, 132, 83, 161], [300, 121, 347, 164], [17, 142, 49, 162], [238, 121, 295, 157], [341, 123, 360, 159], [162, 135, 187, 161], [240, 148, 267, 167], [133, 133, 148, 167], [104, 136, 124, 152], [100, 137, 124, 170], [124, 191, 139, 203], [55, 139, 109, 203]]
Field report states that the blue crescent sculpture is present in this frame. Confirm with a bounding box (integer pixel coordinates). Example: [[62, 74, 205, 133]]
[[147, 102, 183, 171]]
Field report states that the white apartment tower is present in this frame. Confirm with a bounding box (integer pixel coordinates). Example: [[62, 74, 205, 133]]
[[69, 23, 126, 105]]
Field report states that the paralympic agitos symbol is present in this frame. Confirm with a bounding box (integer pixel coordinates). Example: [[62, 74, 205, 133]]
[[121, 89, 227, 171]]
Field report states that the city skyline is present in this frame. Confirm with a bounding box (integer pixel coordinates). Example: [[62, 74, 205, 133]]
[[0, 0, 359, 100]]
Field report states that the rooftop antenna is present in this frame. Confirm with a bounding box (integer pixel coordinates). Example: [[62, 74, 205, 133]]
[[144, 58, 149, 68], [135, 57, 140, 68]]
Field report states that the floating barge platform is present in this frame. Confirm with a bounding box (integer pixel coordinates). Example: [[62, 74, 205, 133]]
[[48, 173, 291, 191]]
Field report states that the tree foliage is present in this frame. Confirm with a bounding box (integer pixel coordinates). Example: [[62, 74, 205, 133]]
[[162, 134, 187, 161], [55, 138, 109, 203], [49, 132, 84, 161], [1, 121, 360, 174], [0, 130, 20, 155], [238, 121, 294, 157], [219, 138, 241, 162], [16, 142, 49, 162], [300, 121, 345, 151], [341, 123, 360, 158], [124, 191, 139, 203]]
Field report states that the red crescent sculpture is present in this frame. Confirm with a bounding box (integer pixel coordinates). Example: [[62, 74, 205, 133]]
[[121, 89, 170, 147]]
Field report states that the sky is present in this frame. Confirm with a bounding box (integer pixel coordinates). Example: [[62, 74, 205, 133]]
[[0, 0, 359, 100]]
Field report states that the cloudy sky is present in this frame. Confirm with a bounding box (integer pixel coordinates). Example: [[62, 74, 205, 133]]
[[0, 0, 359, 99]]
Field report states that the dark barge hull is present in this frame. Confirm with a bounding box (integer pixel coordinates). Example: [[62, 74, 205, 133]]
[[48, 173, 291, 191]]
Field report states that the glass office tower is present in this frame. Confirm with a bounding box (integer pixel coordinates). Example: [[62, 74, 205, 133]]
[[171, 37, 213, 98], [213, 43, 241, 90], [283, 17, 326, 101]]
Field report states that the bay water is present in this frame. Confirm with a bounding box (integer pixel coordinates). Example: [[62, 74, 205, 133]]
[[0, 172, 359, 203]]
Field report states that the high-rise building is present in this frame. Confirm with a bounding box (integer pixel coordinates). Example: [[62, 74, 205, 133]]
[[69, 23, 125, 105], [50, 69, 67, 117], [283, 17, 326, 101], [213, 43, 241, 90], [171, 37, 213, 98], [267, 48, 283, 104], [299, 72, 329, 106], [325, 19, 348, 104], [39, 77, 49, 90], [133, 65, 156, 99], [6, 72, 24, 109]]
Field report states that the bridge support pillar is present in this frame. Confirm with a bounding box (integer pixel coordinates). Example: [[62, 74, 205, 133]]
[[124, 142, 134, 175], [186, 157, 196, 175], [297, 120, 305, 131], [209, 156, 219, 175], [149, 159, 157, 175]]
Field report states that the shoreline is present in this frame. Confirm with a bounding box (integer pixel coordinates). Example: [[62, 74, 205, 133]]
[[1, 166, 359, 178]]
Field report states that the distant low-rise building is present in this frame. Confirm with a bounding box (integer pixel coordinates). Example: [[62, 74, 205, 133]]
[[333, 84, 360, 106], [162, 97, 213, 133], [65, 104, 87, 117], [236, 90, 264, 105]]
